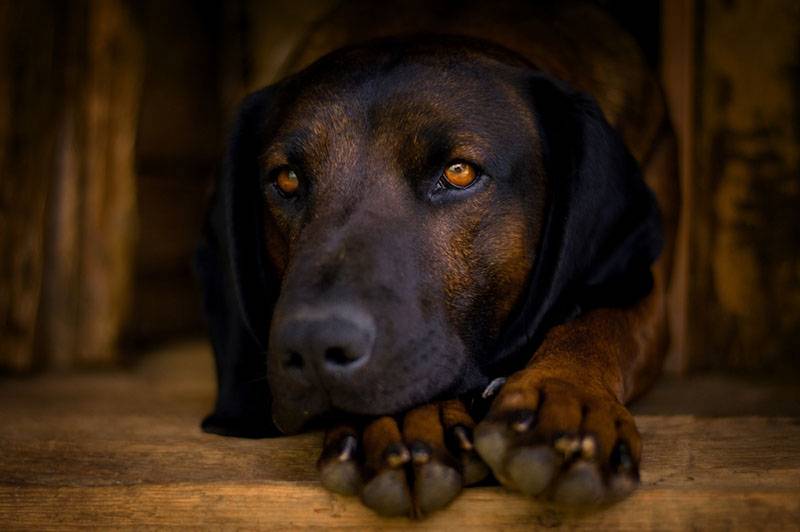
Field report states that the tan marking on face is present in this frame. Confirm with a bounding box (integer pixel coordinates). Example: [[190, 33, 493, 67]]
[[263, 208, 289, 277], [437, 208, 481, 305], [484, 212, 534, 335], [431, 195, 535, 344]]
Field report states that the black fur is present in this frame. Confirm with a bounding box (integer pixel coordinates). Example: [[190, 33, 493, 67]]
[[196, 37, 662, 438], [489, 74, 663, 375]]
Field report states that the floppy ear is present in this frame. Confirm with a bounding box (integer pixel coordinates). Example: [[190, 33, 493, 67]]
[[492, 72, 663, 372], [195, 88, 282, 438]]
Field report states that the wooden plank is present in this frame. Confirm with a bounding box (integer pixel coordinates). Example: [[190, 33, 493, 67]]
[[0, 2, 62, 371], [125, 0, 227, 345], [690, 0, 800, 370], [0, 342, 798, 528], [630, 374, 800, 416], [0, 0, 143, 371], [68, 0, 143, 365], [660, 0, 696, 375], [1, 484, 799, 531], [218, 0, 337, 116]]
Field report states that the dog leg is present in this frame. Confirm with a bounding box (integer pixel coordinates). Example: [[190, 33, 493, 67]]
[[317, 400, 488, 517], [474, 371, 640, 504], [473, 271, 666, 504]]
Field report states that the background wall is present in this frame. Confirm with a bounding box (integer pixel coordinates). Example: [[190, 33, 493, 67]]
[[690, 0, 800, 371], [0, 0, 798, 374], [0, 0, 142, 369]]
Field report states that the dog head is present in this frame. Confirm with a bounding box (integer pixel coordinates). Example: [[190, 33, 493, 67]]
[[210, 37, 662, 434]]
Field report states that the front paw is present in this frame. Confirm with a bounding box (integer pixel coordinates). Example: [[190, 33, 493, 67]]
[[316, 400, 490, 517], [473, 371, 640, 504]]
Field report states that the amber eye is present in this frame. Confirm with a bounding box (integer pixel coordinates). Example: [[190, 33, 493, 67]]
[[443, 161, 478, 188], [275, 168, 300, 196]]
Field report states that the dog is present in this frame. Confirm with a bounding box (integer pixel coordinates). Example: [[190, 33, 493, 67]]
[[196, 0, 678, 517]]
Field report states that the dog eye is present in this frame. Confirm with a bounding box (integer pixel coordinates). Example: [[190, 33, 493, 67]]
[[274, 168, 300, 197], [442, 161, 478, 189]]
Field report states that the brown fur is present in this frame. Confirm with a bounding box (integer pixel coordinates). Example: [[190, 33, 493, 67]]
[[271, 0, 679, 514], [280, 0, 677, 403]]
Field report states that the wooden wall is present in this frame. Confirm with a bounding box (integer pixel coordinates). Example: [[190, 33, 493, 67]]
[[663, 0, 800, 372], [124, 0, 224, 346], [0, 0, 142, 370], [122, 0, 335, 347]]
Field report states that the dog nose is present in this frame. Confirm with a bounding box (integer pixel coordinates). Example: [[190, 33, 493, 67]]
[[272, 305, 376, 376]]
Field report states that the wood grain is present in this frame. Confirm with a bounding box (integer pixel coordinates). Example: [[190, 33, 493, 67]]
[[2, 484, 799, 531], [1, 342, 798, 529], [690, 0, 800, 371], [0, 0, 142, 371], [0, 1, 62, 371], [660, 0, 695, 375]]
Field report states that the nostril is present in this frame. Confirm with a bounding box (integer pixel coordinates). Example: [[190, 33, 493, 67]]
[[283, 350, 304, 370], [324, 346, 354, 366]]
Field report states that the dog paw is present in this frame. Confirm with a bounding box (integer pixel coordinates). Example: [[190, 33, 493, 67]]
[[473, 372, 641, 505], [317, 400, 489, 517]]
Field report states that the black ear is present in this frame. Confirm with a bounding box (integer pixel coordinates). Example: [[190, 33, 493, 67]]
[[492, 73, 663, 372], [195, 88, 281, 438]]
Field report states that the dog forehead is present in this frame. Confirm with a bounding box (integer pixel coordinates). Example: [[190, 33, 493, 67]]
[[264, 40, 541, 183], [281, 43, 531, 131]]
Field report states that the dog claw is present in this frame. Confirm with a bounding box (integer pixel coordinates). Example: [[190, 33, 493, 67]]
[[409, 441, 432, 465], [610, 441, 636, 474], [554, 434, 581, 458], [608, 441, 639, 500], [580, 435, 597, 460], [336, 434, 358, 461], [452, 425, 474, 451], [511, 410, 536, 433], [384, 442, 411, 468]]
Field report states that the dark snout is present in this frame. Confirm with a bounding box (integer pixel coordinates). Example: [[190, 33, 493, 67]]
[[266, 193, 485, 434], [268, 303, 378, 432], [272, 304, 376, 375]]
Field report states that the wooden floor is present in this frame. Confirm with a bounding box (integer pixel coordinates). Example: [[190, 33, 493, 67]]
[[1, 341, 799, 530]]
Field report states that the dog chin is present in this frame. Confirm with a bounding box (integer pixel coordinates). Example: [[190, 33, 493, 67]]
[[270, 392, 330, 434], [270, 388, 419, 434], [271, 357, 488, 434]]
